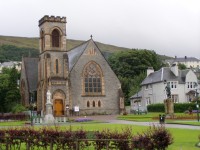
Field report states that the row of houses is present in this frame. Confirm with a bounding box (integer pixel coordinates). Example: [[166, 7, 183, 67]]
[[130, 63, 200, 112], [0, 61, 21, 73]]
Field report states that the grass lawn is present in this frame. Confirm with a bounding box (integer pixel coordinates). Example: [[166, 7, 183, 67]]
[[118, 113, 200, 126], [0, 121, 26, 126], [59, 123, 200, 150], [0, 121, 199, 149]]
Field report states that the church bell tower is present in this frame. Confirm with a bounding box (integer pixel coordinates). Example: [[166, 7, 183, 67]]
[[37, 15, 70, 116]]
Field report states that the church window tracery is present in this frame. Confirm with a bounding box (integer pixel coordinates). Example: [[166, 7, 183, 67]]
[[83, 61, 103, 96]]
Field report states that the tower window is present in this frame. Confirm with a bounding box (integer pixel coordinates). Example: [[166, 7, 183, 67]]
[[93, 101, 95, 107], [55, 59, 59, 74], [52, 29, 60, 47]]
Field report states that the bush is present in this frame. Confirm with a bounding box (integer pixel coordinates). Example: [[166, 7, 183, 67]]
[[147, 103, 165, 112], [148, 103, 196, 113], [174, 103, 196, 113], [0, 126, 173, 150], [11, 104, 27, 114]]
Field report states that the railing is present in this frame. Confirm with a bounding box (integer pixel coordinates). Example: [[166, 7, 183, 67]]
[[32, 116, 68, 124], [0, 137, 131, 150]]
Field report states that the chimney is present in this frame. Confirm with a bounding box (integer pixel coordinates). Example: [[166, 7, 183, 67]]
[[147, 67, 154, 76], [171, 63, 178, 76]]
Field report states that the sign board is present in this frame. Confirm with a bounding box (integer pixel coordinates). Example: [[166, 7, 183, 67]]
[[74, 106, 79, 112]]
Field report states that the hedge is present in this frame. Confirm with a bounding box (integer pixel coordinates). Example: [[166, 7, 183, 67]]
[[0, 126, 173, 150], [147, 103, 197, 113]]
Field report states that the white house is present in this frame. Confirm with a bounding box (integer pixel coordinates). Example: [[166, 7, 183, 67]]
[[165, 56, 200, 69], [133, 65, 200, 111], [0, 61, 21, 73]]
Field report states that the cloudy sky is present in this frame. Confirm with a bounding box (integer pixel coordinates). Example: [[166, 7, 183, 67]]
[[0, 0, 200, 58]]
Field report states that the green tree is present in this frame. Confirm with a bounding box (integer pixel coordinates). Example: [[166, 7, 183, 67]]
[[0, 67, 21, 112], [178, 63, 187, 70], [108, 49, 163, 105]]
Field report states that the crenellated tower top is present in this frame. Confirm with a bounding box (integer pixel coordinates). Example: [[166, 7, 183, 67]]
[[38, 15, 67, 52], [39, 15, 66, 26]]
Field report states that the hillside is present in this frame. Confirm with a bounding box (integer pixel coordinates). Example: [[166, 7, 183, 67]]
[[0, 35, 130, 53], [0, 35, 171, 61]]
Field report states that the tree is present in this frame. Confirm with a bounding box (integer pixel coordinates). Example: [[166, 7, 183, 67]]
[[0, 67, 21, 112], [178, 63, 187, 70], [108, 49, 163, 105]]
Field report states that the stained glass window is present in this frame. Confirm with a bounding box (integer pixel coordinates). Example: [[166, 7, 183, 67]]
[[83, 62, 102, 95]]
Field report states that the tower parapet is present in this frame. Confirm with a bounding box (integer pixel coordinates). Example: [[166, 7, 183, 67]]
[[39, 15, 66, 26]]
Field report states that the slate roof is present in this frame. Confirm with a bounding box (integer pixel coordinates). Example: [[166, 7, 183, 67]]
[[23, 57, 39, 91], [130, 90, 142, 99], [67, 40, 89, 71], [141, 67, 190, 85], [165, 57, 200, 65]]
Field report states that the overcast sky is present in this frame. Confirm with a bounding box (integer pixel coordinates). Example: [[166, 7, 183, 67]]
[[0, 0, 200, 58]]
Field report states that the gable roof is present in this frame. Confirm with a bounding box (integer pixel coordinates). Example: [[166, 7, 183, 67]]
[[141, 67, 190, 85], [23, 57, 39, 91], [67, 40, 89, 71]]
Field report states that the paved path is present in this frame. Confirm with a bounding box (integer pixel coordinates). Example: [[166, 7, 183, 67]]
[[71, 115, 200, 130]]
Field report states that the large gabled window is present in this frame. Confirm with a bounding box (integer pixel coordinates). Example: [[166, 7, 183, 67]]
[[52, 29, 60, 47], [82, 61, 103, 96]]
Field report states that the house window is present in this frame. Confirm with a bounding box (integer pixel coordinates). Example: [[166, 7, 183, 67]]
[[168, 81, 177, 89], [171, 94, 179, 103], [187, 82, 196, 89], [83, 61, 103, 96], [52, 29, 60, 47], [146, 97, 151, 105], [145, 85, 148, 89]]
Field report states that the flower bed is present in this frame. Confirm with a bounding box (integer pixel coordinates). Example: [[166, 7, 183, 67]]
[[74, 117, 92, 122]]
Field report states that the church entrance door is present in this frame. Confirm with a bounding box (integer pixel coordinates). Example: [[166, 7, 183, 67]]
[[54, 99, 64, 116]]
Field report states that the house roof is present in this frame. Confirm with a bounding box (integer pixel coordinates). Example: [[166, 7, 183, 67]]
[[165, 57, 200, 64], [130, 90, 142, 99], [23, 57, 39, 92], [141, 67, 190, 85]]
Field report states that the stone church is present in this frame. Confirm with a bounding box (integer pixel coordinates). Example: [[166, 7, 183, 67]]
[[20, 15, 124, 116]]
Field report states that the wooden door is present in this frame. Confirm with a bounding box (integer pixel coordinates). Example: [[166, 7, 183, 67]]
[[54, 99, 64, 116]]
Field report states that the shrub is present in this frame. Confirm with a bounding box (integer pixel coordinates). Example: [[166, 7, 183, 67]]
[[147, 103, 165, 112], [0, 126, 173, 150], [148, 103, 196, 113]]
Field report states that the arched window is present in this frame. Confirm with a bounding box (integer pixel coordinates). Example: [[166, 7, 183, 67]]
[[83, 61, 103, 96], [87, 101, 90, 107], [52, 29, 60, 47], [98, 101, 101, 107], [55, 59, 59, 74], [93, 101, 95, 107]]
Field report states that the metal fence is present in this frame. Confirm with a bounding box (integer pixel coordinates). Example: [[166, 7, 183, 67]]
[[0, 136, 132, 150]]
